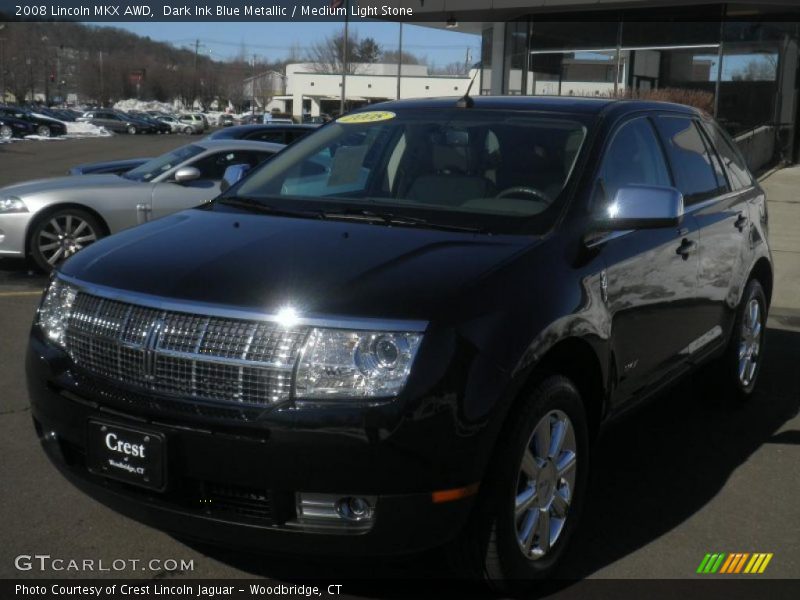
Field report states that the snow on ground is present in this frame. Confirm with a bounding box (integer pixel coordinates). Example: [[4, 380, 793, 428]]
[[64, 121, 113, 138], [114, 99, 176, 113]]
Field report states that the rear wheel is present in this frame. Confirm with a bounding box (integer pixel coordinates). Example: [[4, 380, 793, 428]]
[[0, 125, 12, 140], [29, 208, 104, 272], [36, 125, 51, 137], [714, 279, 768, 401], [449, 375, 589, 587]]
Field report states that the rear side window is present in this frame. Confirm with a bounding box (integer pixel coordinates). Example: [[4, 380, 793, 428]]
[[599, 117, 672, 201], [702, 122, 754, 191], [248, 131, 285, 143], [654, 116, 727, 204]]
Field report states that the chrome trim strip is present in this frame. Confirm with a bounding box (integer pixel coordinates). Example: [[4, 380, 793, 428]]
[[57, 274, 428, 333]]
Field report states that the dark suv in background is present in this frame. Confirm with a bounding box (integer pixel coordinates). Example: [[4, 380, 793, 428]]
[[27, 97, 771, 586]]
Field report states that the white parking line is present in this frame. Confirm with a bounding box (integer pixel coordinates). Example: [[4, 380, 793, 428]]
[[0, 291, 43, 298]]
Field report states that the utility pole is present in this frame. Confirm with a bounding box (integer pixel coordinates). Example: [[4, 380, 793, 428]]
[[99, 50, 104, 107], [191, 38, 199, 110], [340, 0, 349, 115], [251, 54, 257, 115], [396, 23, 403, 100]]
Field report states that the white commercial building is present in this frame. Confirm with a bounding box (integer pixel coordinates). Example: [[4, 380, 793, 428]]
[[265, 62, 475, 119]]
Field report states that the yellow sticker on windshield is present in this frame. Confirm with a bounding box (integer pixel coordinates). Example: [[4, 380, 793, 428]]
[[337, 111, 396, 124]]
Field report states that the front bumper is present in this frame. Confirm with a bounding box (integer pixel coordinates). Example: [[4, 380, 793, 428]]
[[0, 212, 31, 256], [26, 331, 485, 556]]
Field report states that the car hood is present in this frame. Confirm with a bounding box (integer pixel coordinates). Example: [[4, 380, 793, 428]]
[[1, 174, 135, 195], [60, 207, 535, 322]]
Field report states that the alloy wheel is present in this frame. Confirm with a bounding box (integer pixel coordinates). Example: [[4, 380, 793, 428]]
[[127, 126, 137, 135], [515, 409, 577, 560], [0, 125, 12, 140], [37, 214, 98, 266], [738, 297, 763, 387], [36, 125, 51, 137]]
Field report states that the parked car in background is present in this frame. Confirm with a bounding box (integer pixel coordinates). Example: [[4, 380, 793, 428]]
[[219, 114, 235, 127], [303, 115, 331, 125], [0, 106, 67, 138], [68, 157, 151, 176], [177, 114, 206, 134], [78, 110, 159, 135], [154, 115, 184, 133], [0, 115, 38, 140], [0, 139, 284, 271], [206, 123, 318, 145], [25, 97, 772, 586], [127, 111, 173, 134]]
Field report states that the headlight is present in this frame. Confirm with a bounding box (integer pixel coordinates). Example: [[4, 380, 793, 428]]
[[0, 196, 27, 213], [37, 279, 78, 347], [295, 329, 422, 400]]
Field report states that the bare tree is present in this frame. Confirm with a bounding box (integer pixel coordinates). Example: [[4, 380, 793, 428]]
[[306, 31, 383, 74]]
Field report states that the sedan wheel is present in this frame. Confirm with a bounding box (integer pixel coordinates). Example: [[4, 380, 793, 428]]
[[36, 125, 51, 137], [30, 209, 103, 272], [127, 125, 137, 135], [0, 125, 12, 140]]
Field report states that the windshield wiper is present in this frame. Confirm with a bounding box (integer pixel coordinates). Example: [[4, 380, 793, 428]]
[[216, 196, 323, 219], [320, 207, 485, 233]]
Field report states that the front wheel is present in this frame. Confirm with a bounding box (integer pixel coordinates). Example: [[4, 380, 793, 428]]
[[36, 125, 51, 137], [450, 375, 589, 586], [0, 124, 12, 140], [29, 208, 104, 272], [127, 125, 137, 135], [183, 126, 194, 135]]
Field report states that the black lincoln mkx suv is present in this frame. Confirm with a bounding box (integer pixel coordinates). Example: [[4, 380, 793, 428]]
[[27, 97, 771, 583]]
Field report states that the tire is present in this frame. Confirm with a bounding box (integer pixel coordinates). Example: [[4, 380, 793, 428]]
[[0, 125, 12, 140], [714, 279, 768, 401], [127, 125, 137, 135], [449, 375, 589, 588], [183, 126, 193, 135], [36, 125, 51, 137], [28, 208, 104, 273]]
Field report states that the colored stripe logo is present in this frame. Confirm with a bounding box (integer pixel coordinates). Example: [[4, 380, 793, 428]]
[[697, 553, 773, 574]]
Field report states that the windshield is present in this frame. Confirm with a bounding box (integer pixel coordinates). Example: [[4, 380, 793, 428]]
[[123, 144, 205, 182], [225, 108, 589, 233]]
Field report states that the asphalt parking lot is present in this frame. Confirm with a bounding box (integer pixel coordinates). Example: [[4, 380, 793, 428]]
[[0, 138, 798, 588]]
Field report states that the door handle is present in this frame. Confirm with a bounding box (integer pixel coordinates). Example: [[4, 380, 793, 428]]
[[676, 238, 698, 259], [734, 213, 748, 231]]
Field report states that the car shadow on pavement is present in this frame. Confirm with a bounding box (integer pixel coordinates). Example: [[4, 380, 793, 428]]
[[0, 258, 48, 289], [179, 327, 800, 591]]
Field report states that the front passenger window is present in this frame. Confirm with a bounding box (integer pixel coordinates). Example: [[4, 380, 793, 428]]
[[598, 117, 672, 204]]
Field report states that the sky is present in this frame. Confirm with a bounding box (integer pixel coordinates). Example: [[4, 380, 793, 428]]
[[102, 21, 481, 68]]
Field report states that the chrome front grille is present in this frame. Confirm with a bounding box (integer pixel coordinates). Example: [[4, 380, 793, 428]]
[[64, 292, 309, 407]]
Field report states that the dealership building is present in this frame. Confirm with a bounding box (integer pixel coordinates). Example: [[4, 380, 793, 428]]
[[400, 0, 800, 172]]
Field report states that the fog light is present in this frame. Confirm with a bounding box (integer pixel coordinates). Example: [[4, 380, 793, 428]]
[[336, 496, 373, 521], [294, 493, 376, 530]]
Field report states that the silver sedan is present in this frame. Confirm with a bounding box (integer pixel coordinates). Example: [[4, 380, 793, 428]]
[[0, 139, 283, 271]]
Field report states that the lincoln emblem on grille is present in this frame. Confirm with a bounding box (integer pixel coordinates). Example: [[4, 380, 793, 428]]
[[142, 316, 165, 380]]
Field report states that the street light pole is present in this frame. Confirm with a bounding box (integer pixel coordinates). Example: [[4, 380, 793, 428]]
[[0, 36, 6, 104], [396, 22, 403, 100]]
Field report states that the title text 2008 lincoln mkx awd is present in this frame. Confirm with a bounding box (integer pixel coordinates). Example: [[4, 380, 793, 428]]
[[27, 97, 771, 582]]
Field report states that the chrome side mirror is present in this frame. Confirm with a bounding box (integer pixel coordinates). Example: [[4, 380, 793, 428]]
[[597, 185, 684, 230], [220, 164, 251, 193], [173, 166, 201, 183]]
